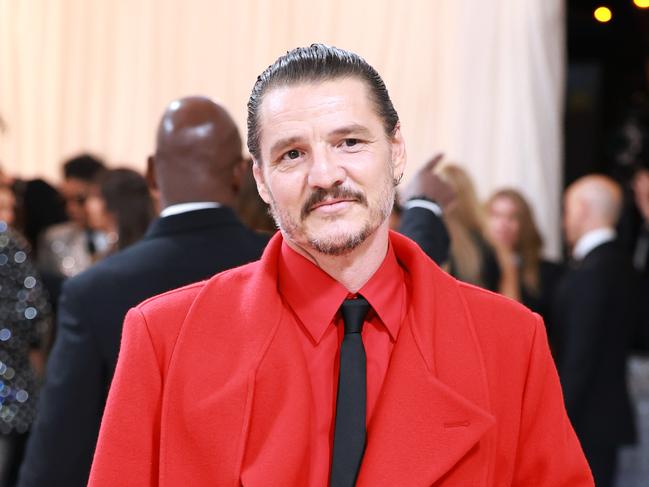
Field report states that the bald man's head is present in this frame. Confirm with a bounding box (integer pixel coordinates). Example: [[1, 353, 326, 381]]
[[150, 96, 244, 209], [563, 174, 622, 246]]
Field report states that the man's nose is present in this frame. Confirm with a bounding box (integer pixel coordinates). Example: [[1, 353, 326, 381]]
[[307, 146, 345, 189]]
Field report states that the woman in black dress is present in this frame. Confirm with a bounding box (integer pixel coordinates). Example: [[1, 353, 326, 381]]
[[484, 189, 563, 322]]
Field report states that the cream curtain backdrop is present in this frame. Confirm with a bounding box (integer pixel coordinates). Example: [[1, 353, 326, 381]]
[[0, 0, 565, 256]]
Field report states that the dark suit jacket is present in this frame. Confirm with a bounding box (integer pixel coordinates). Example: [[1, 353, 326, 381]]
[[520, 259, 564, 323], [398, 205, 450, 265], [552, 240, 637, 449], [17, 207, 269, 487]]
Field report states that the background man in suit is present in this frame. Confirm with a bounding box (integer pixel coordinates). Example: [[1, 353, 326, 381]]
[[17, 96, 268, 487], [553, 174, 637, 487]]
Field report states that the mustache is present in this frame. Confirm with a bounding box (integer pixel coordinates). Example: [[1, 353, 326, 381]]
[[301, 186, 367, 219]]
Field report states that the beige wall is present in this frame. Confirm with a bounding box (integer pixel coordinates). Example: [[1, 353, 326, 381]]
[[0, 0, 565, 255]]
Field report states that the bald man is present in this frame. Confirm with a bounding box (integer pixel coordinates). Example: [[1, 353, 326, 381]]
[[17, 97, 269, 487], [553, 175, 638, 487]]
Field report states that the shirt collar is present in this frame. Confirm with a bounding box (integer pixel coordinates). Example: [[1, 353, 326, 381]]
[[573, 227, 616, 260], [278, 240, 405, 344], [160, 202, 221, 218]]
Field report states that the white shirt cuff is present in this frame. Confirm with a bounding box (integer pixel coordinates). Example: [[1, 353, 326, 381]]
[[403, 199, 443, 217]]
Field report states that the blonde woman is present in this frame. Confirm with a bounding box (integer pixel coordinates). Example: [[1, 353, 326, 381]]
[[437, 164, 501, 291]]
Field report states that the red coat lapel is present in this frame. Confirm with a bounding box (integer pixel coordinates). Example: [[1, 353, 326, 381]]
[[358, 232, 496, 485], [159, 234, 290, 485]]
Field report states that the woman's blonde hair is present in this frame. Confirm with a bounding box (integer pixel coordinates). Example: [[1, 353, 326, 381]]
[[437, 164, 486, 286], [485, 189, 543, 295]]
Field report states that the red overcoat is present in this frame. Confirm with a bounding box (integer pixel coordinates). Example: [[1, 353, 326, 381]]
[[89, 231, 592, 486]]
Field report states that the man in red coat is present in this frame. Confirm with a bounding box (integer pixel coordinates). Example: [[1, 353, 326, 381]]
[[89, 44, 592, 486]]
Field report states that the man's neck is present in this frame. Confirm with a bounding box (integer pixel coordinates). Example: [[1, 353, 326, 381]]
[[572, 225, 616, 260], [285, 223, 390, 293], [159, 201, 222, 218]]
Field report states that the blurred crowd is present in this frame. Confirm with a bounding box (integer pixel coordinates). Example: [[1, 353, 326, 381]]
[[0, 95, 648, 487]]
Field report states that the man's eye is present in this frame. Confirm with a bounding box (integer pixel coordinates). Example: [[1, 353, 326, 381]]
[[344, 139, 358, 147], [282, 149, 301, 160]]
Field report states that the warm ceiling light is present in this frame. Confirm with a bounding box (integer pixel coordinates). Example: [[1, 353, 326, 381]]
[[633, 0, 649, 8], [594, 6, 613, 22]]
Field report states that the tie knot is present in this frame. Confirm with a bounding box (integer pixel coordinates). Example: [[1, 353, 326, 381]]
[[340, 296, 370, 334]]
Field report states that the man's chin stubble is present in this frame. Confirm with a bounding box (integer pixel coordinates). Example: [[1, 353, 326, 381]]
[[307, 222, 374, 256]]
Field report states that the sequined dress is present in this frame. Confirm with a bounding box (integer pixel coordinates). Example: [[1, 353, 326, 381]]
[[0, 222, 50, 435]]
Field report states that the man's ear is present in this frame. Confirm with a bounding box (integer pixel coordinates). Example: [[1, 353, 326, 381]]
[[390, 123, 407, 183], [252, 159, 272, 204], [231, 157, 249, 195], [146, 156, 161, 212], [145, 156, 158, 191]]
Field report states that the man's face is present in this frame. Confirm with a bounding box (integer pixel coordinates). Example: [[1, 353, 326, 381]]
[[253, 78, 405, 255], [60, 177, 93, 226]]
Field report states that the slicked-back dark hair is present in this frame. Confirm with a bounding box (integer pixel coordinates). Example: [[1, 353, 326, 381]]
[[247, 44, 399, 163], [63, 153, 106, 181]]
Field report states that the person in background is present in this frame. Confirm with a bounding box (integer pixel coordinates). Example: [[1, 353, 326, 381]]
[[17, 96, 268, 487], [436, 164, 500, 291], [37, 155, 106, 278], [85, 168, 155, 255], [7, 179, 68, 333], [12, 180, 67, 257], [397, 154, 454, 266], [484, 189, 563, 323], [0, 223, 51, 487], [0, 165, 13, 187], [0, 183, 15, 225], [0, 127, 50, 487], [553, 174, 637, 487]]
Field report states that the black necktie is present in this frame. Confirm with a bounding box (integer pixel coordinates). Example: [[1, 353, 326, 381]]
[[330, 296, 370, 487], [85, 228, 97, 255]]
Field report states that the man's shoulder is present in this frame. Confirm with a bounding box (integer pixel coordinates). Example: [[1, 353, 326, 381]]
[[572, 242, 631, 285], [119, 260, 263, 367], [455, 279, 540, 342], [135, 280, 207, 321], [134, 260, 261, 324], [61, 226, 266, 322]]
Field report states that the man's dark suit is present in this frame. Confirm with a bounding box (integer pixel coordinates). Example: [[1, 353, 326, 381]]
[[552, 240, 637, 487], [17, 207, 269, 487]]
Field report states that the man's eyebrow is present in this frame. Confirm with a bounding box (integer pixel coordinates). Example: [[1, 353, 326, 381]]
[[329, 124, 372, 138], [269, 124, 373, 156], [269, 136, 304, 157]]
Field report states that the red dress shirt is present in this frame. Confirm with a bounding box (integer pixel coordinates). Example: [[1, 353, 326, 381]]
[[278, 241, 407, 486]]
